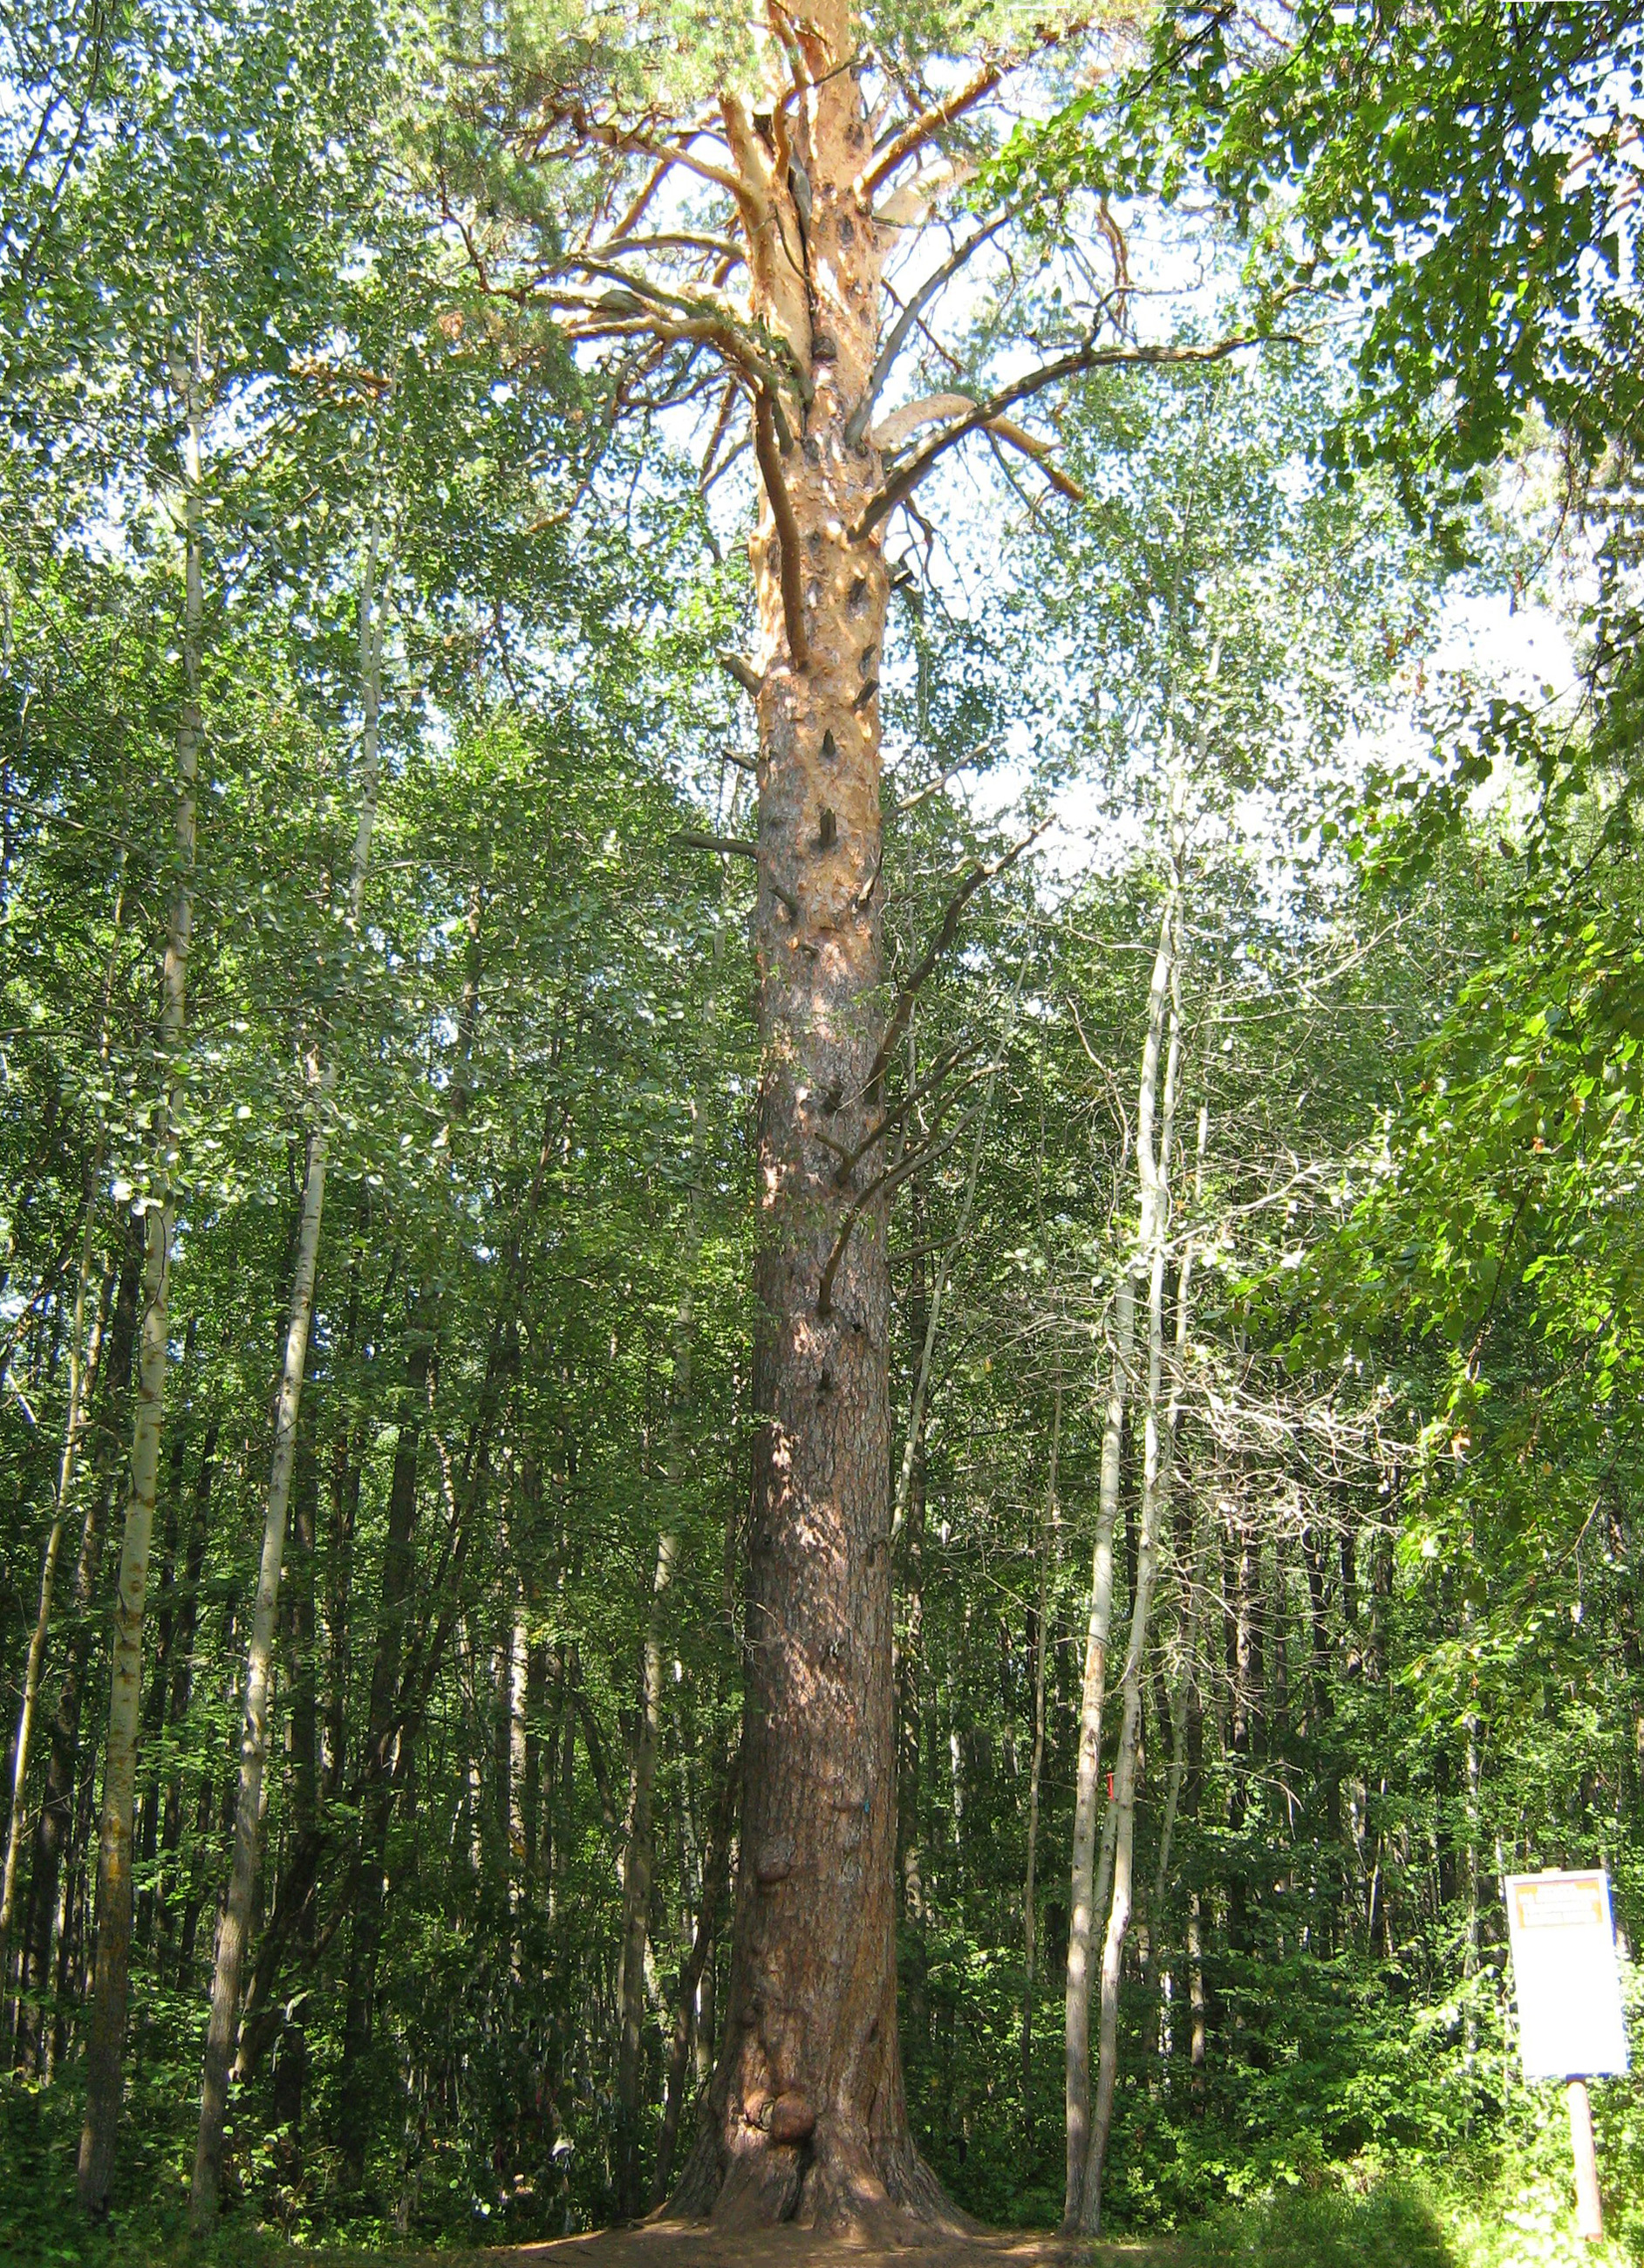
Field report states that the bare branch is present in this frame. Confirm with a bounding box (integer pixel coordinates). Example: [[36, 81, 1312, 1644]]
[[601, 231, 747, 267], [854, 328, 1289, 539], [576, 113, 748, 210], [675, 830, 758, 859], [865, 819, 1049, 1102], [609, 155, 672, 243], [830, 1039, 978, 1186], [870, 391, 978, 453], [892, 739, 999, 814], [817, 1103, 984, 1317], [846, 211, 1012, 446], [754, 390, 809, 667], [718, 650, 762, 698], [989, 414, 1085, 501], [858, 57, 1011, 198], [857, 19, 1090, 198]]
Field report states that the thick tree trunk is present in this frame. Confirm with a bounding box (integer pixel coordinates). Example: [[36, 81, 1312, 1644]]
[[673, 29, 946, 2232], [191, 504, 385, 2232], [78, 355, 202, 2217]]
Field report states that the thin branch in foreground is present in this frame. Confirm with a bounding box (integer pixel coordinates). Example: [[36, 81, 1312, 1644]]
[[854, 328, 1294, 539], [816, 1103, 982, 1317], [864, 818, 1049, 1103], [675, 830, 758, 859], [829, 1038, 977, 1186], [844, 210, 1013, 446]]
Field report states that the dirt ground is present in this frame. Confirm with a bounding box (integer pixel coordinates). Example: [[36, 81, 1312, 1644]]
[[436, 2223, 1137, 2268]]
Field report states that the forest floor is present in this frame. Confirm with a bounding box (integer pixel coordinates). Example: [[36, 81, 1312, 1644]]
[[397, 2228, 1150, 2268]]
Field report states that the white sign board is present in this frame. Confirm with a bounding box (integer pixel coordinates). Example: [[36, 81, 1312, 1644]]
[[1505, 1870, 1628, 2080]]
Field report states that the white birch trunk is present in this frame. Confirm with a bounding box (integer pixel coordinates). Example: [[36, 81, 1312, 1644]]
[[1081, 828, 1189, 2235], [189, 509, 386, 2229], [1143, 1103, 1207, 2073], [1063, 889, 1175, 2228]]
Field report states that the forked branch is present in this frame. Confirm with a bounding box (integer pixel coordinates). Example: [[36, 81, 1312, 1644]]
[[855, 330, 1288, 539], [857, 18, 1091, 198], [865, 819, 1049, 1103], [816, 1103, 984, 1316]]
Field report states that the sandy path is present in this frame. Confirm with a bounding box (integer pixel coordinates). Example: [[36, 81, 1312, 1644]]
[[446, 2221, 1143, 2268]]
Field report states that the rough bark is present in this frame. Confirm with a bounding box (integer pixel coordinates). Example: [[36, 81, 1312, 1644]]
[[671, 25, 951, 2231], [78, 352, 201, 2217]]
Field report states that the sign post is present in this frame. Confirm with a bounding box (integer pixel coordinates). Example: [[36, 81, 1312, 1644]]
[[1505, 1870, 1628, 2245]]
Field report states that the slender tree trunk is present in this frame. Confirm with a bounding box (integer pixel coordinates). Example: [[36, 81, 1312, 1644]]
[[1062, 1280, 1132, 2227], [78, 353, 203, 2218], [1082, 892, 1183, 2235], [2, 873, 126, 2006], [133, 1320, 197, 1960], [339, 1323, 429, 2185], [621, 921, 723, 2213], [190, 503, 386, 2231], [1065, 880, 1180, 2230], [1020, 1383, 1058, 2131], [652, 1752, 735, 2209], [1140, 1102, 1204, 2075], [617, 1524, 676, 2217], [158, 1417, 215, 1986], [269, 1434, 318, 2140], [0, 1205, 107, 1986], [17, 1240, 139, 2073]]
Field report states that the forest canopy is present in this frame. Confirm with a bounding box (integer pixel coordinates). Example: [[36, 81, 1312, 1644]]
[[3, 2, 1644, 2260]]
